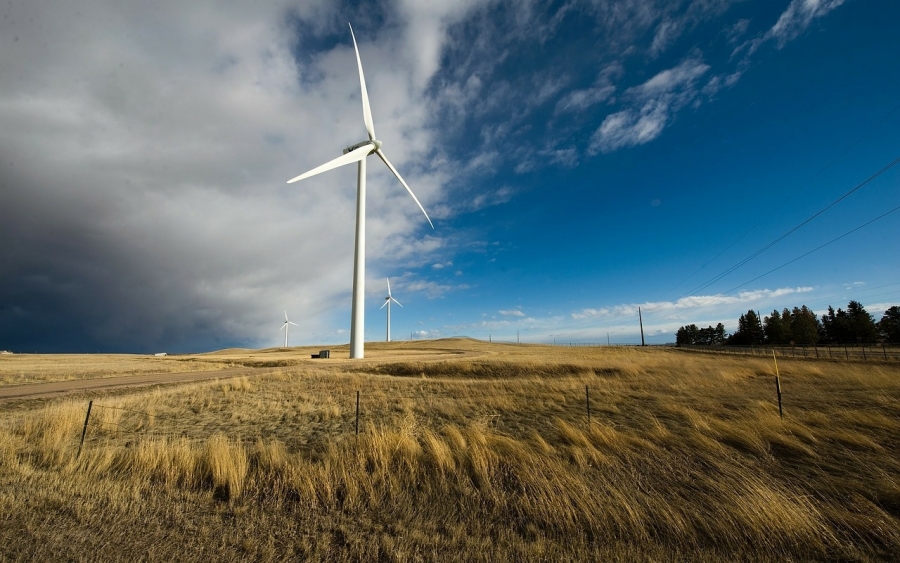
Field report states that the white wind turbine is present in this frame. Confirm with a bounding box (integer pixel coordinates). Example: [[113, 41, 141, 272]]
[[380, 278, 402, 342], [280, 311, 298, 347], [286, 24, 433, 359]]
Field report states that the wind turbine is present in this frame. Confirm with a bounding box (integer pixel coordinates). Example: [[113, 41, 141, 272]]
[[380, 278, 402, 342], [286, 24, 433, 359], [280, 311, 298, 347]]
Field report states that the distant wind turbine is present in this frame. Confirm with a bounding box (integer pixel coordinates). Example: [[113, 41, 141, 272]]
[[280, 310, 298, 347], [380, 278, 402, 342], [286, 24, 433, 359]]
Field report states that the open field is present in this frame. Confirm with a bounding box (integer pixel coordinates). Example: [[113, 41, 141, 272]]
[[0, 340, 484, 388], [1, 339, 899, 561]]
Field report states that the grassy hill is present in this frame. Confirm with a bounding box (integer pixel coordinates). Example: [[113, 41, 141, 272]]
[[1, 341, 898, 561]]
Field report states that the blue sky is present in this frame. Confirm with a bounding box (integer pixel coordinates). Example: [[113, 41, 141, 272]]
[[1, 0, 898, 352]]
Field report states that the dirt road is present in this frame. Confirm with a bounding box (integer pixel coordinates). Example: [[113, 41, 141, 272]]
[[0, 343, 487, 402], [0, 367, 265, 401]]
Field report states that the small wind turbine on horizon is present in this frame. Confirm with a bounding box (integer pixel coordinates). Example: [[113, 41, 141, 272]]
[[280, 311, 298, 347], [286, 23, 433, 359], [380, 278, 402, 342]]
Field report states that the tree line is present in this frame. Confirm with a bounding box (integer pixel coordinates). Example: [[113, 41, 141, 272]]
[[676, 301, 900, 346]]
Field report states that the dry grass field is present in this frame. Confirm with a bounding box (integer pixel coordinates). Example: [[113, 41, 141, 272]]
[[0, 352, 238, 386], [1, 339, 899, 561]]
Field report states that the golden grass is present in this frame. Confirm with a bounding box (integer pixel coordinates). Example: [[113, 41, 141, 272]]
[[0, 341, 898, 561], [0, 353, 236, 385]]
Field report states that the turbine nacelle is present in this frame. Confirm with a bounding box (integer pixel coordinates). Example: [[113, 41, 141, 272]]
[[343, 139, 382, 155]]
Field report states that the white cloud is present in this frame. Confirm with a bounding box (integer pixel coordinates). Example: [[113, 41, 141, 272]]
[[769, 0, 846, 47], [572, 287, 815, 321], [397, 0, 490, 88], [443, 286, 820, 344], [636, 59, 711, 96], [727, 18, 751, 43], [589, 58, 709, 153], [499, 308, 526, 317], [742, 0, 847, 56], [554, 85, 615, 114], [650, 18, 683, 56], [402, 279, 471, 299], [591, 100, 669, 152]]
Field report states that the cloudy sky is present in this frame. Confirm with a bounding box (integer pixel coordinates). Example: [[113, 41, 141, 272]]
[[2, 0, 898, 352]]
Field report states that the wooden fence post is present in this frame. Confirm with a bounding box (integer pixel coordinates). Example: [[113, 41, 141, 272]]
[[585, 385, 591, 427], [772, 351, 783, 419], [77, 400, 93, 458], [776, 375, 783, 419]]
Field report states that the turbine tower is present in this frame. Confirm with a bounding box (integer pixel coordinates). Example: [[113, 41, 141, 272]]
[[286, 24, 432, 359], [380, 277, 402, 342], [280, 310, 298, 347]]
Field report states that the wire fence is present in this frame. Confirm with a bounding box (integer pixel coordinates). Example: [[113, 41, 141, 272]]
[[24, 342, 899, 460], [67, 383, 605, 456], [677, 343, 900, 362]]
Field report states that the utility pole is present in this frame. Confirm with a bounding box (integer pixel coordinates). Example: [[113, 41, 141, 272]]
[[607, 332, 610, 346], [639, 306, 646, 346]]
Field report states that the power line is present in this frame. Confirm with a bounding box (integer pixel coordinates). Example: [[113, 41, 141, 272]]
[[677, 154, 900, 299], [723, 202, 900, 295], [649, 101, 900, 307], [641, 202, 900, 326]]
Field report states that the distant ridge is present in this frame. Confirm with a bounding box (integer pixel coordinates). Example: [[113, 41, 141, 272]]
[[200, 348, 257, 356]]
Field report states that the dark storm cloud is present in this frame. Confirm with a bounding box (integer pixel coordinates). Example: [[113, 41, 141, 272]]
[[0, 0, 463, 352]]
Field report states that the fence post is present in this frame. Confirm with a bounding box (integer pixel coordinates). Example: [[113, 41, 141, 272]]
[[862, 346, 867, 361], [355, 391, 360, 436], [844, 346, 849, 360], [772, 352, 783, 419], [585, 385, 591, 427], [77, 400, 93, 459], [814, 346, 818, 359]]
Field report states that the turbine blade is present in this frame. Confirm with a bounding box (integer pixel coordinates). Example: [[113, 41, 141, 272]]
[[289, 321, 299, 327], [375, 148, 434, 229], [287, 144, 372, 184], [386, 277, 392, 297], [392, 297, 403, 307], [280, 324, 287, 332], [380, 301, 388, 309], [349, 24, 376, 141], [284, 310, 288, 321]]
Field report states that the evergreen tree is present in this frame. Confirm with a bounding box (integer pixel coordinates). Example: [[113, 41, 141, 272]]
[[715, 323, 727, 345], [728, 310, 764, 345], [846, 301, 877, 343], [677, 324, 725, 346], [764, 309, 791, 345], [789, 306, 821, 346], [821, 306, 850, 344], [879, 306, 900, 343], [676, 324, 699, 346]]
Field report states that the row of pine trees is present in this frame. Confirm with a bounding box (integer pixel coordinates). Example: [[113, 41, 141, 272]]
[[676, 301, 900, 346]]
